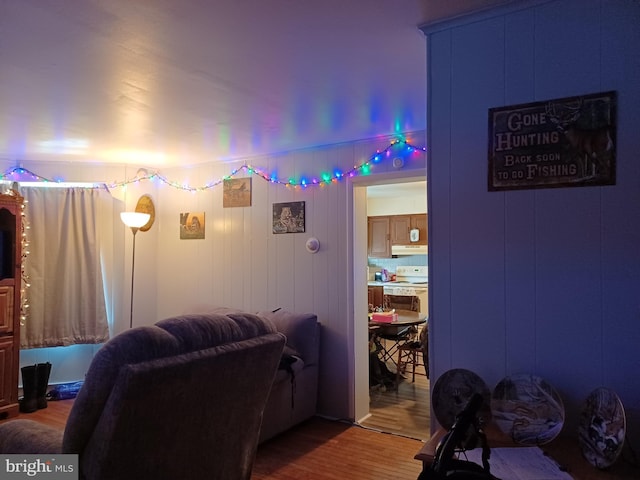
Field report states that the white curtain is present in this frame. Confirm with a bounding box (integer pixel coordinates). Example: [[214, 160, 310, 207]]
[[20, 187, 112, 348]]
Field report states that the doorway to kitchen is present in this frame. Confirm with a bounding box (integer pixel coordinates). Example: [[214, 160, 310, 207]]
[[352, 175, 430, 441]]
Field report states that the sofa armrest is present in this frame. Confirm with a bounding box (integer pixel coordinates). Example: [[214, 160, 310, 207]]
[[257, 310, 319, 366], [0, 419, 64, 454]]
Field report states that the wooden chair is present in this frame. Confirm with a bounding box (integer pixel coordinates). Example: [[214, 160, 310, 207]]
[[396, 326, 428, 384]]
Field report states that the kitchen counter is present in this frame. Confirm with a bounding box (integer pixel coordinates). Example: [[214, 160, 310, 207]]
[[368, 281, 428, 288]]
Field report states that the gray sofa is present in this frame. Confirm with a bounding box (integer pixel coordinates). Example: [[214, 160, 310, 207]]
[[255, 309, 320, 443], [0, 312, 285, 480], [194, 306, 320, 443]]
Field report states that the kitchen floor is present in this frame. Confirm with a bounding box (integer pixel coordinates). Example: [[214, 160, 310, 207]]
[[360, 353, 430, 441]]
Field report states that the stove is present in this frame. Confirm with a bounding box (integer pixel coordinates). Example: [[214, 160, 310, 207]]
[[383, 265, 428, 315], [394, 265, 428, 284]]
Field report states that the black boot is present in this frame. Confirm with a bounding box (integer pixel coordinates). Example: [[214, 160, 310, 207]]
[[19, 365, 38, 413], [36, 362, 52, 409]]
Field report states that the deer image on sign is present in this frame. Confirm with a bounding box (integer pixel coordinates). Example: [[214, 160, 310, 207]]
[[488, 91, 616, 191]]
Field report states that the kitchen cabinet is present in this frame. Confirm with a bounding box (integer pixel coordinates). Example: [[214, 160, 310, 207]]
[[367, 216, 391, 258], [411, 214, 428, 245], [368, 214, 428, 257], [0, 193, 23, 420], [390, 215, 412, 244], [390, 214, 427, 246], [368, 285, 383, 310]]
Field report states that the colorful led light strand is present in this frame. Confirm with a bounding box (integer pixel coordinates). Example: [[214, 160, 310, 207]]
[[1, 138, 426, 192]]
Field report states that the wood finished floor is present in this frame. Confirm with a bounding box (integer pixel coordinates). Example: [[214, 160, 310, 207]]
[[3, 398, 425, 480], [360, 342, 431, 442]]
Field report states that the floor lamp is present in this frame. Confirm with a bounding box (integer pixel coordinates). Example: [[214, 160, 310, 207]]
[[121, 212, 150, 329]]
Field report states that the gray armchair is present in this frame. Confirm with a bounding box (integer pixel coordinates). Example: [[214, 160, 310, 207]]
[[0, 312, 285, 480]]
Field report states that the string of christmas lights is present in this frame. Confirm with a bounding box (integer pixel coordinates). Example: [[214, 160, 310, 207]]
[[20, 199, 30, 326], [1, 138, 426, 192]]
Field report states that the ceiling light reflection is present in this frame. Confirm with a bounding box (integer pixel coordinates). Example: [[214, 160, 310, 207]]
[[100, 149, 167, 165], [37, 138, 89, 154]]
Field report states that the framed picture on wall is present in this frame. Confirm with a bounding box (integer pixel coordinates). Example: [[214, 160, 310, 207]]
[[180, 212, 205, 239], [223, 177, 252, 207], [272, 201, 305, 234]]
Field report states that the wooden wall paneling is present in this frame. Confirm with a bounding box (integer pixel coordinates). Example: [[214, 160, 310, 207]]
[[534, 0, 602, 97], [308, 147, 330, 323], [504, 8, 536, 103], [206, 165, 225, 309], [427, 28, 453, 382], [249, 158, 271, 312], [189, 164, 219, 310], [155, 175, 187, 317], [314, 145, 342, 417], [208, 164, 228, 308], [503, 9, 538, 376], [271, 150, 298, 310], [532, 194, 603, 435], [159, 170, 187, 312], [531, 1, 605, 412], [217, 161, 245, 308], [192, 168, 217, 309], [598, 1, 640, 421], [448, 17, 507, 376], [160, 183, 182, 315], [264, 154, 280, 311], [229, 172, 251, 307], [293, 158, 315, 312], [320, 142, 354, 417]]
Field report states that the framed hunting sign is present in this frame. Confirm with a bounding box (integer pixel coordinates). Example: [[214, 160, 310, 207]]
[[488, 91, 616, 191]]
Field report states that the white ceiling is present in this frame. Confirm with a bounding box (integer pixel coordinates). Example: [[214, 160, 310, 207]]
[[367, 180, 426, 199], [0, 0, 430, 168]]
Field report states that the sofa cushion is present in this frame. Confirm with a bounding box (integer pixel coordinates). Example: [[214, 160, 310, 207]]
[[156, 312, 276, 350], [257, 310, 318, 366]]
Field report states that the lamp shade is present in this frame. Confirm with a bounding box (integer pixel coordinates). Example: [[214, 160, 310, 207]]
[[120, 212, 151, 229]]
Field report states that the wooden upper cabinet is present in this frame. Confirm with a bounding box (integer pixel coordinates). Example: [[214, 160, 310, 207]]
[[390, 215, 411, 245], [368, 214, 428, 257], [390, 214, 427, 246], [411, 214, 428, 245], [367, 216, 391, 258]]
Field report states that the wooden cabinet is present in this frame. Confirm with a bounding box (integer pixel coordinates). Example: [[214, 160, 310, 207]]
[[367, 216, 390, 258], [368, 214, 427, 257], [411, 214, 428, 246], [390, 215, 412, 245], [0, 193, 23, 420], [390, 214, 427, 246], [368, 286, 383, 310]]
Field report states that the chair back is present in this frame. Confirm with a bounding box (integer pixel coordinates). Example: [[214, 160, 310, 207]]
[[62, 312, 285, 480]]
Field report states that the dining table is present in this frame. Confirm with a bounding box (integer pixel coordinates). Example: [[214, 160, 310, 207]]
[[368, 309, 427, 327], [368, 310, 427, 367]]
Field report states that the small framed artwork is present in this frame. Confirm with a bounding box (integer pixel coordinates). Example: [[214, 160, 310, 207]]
[[223, 177, 252, 207], [272, 201, 305, 234], [180, 212, 205, 239]]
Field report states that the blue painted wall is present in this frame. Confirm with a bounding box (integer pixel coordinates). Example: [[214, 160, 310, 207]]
[[423, 0, 640, 445]]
